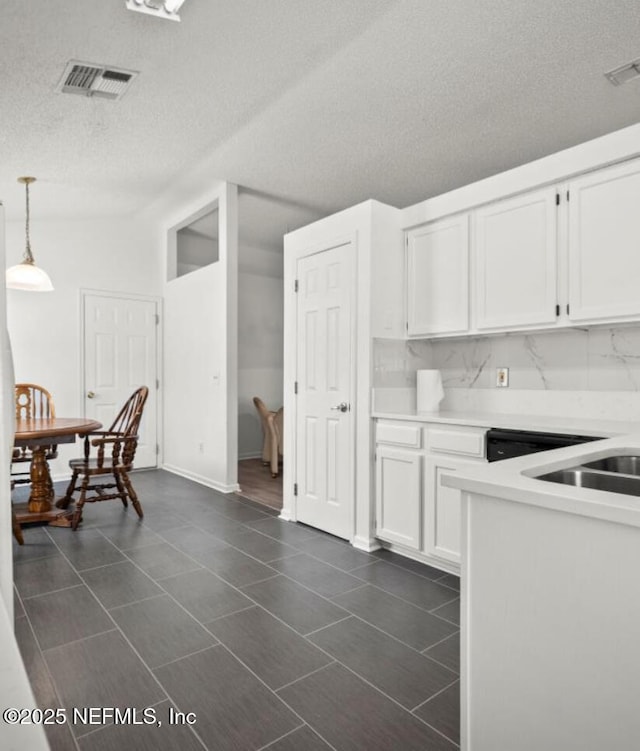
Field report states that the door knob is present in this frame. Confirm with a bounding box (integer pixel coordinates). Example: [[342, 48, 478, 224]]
[[87, 391, 96, 399], [331, 402, 349, 413]]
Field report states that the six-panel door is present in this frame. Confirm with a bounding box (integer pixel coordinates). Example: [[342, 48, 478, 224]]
[[294, 242, 354, 540]]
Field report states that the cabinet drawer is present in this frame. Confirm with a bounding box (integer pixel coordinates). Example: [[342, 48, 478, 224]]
[[376, 421, 422, 448], [426, 427, 486, 457]]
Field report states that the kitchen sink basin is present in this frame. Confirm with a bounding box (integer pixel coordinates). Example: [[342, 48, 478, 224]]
[[537, 468, 640, 496], [582, 456, 640, 475]]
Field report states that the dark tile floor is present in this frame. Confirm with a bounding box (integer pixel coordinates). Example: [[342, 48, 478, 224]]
[[13, 470, 461, 751]]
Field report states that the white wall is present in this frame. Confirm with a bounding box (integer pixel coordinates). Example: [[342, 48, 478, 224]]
[[145, 181, 239, 493], [0, 207, 14, 617], [5, 216, 161, 479], [238, 243, 283, 459]]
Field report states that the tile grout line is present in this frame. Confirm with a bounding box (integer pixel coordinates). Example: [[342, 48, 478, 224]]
[[202, 604, 258, 626], [309, 611, 461, 665], [422, 629, 460, 654], [106, 591, 168, 612], [19, 581, 86, 602], [302, 614, 354, 638], [351, 557, 461, 595], [274, 660, 339, 693], [254, 722, 307, 751], [41, 627, 121, 655], [326, 582, 369, 598], [152, 642, 221, 672], [410, 676, 460, 713]]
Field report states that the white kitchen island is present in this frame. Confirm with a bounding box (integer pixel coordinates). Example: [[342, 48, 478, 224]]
[[445, 433, 640, 751]]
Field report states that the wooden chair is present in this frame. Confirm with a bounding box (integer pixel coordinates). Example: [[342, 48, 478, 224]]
[[59, 386, 149, 530], [12, 383, 58, 489], [253, 397, 283, 478]]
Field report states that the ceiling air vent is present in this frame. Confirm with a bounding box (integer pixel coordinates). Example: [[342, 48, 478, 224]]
[[56, 61, 138, 100], [605, 57, 640, 86]]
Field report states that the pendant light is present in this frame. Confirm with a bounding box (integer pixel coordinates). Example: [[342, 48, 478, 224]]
[[6, 177, 54, 291]]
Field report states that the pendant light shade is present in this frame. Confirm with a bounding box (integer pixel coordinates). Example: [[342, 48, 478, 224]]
[[6, 177, 54, 292]]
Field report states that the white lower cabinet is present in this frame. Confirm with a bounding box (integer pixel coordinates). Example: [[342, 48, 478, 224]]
[[424, 457, 473, 564], [375, 446, 422, 550], [375, 419, 487, 571]]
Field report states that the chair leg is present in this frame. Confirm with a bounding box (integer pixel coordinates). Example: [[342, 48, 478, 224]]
[[121, 471, 143, 520], [71, 476, 90, 531], [267, 415, 279, 477], [12, 510, 24, 546], [114, 471, 129, 508]]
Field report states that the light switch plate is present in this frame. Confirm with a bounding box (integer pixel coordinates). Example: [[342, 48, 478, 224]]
[[496, 367, 509, 387]]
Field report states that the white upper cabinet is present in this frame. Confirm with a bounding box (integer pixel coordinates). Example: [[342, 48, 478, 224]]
[[406, 156, 640, 338], [567, 158, 640, 324], [406, 214, 469, 336], [474, 188, 558, 331]]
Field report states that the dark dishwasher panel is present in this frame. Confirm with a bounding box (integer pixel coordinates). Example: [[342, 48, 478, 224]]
[[486, 427, 601, 462]]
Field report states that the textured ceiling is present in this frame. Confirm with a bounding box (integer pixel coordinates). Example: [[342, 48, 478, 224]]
[[2, 0, 640, 245]]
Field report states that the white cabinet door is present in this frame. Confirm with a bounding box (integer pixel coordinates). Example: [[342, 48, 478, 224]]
[[568, 157, 640, 323], [375, 446, 421, 550], [406, 215, 469, 336], [475, 187, 558, 331], [424, 456, 480, 565]]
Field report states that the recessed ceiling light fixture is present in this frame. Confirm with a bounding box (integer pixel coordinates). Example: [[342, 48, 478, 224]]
[[125, 0, 186, 22], [605, 57, 640, 86]]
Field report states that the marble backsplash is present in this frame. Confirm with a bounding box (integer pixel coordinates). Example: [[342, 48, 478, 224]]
[[374, 326, 640, 392]]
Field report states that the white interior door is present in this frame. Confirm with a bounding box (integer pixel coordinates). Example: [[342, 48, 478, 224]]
[[83, 292, 159, 468], [295, 242, 354, 539]]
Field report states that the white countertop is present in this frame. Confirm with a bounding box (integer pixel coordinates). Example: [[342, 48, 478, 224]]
[[371, 408, 639, 438], [444, 432, 640, 529]]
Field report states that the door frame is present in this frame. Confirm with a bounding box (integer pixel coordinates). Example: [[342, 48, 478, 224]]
[[282, 233, 358, 541], [79, 288, 163, 467]]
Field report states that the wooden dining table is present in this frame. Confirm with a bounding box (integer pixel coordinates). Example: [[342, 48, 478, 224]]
[[13, 416, 102, 527]]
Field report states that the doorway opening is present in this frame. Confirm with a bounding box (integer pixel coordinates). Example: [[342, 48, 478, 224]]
[[235, 190, 286, 511]]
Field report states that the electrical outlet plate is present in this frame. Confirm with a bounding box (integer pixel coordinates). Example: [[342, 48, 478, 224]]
[[496, 367, 509, 387]]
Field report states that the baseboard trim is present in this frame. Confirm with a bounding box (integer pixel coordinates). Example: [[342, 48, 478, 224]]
[[238, 452, 262, 461], [381, 541, 460, 575], [351, 535, 382, 553], [162, 464, 239, 494]]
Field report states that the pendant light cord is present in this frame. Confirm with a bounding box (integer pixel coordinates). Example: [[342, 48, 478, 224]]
[[24, 180, 34, 264]]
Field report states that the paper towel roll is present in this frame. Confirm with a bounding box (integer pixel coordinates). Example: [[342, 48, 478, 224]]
[[416, 369, 444, 413]]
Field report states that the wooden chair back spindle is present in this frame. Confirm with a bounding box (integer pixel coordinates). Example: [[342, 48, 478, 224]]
[[12, 384, 58, 485]]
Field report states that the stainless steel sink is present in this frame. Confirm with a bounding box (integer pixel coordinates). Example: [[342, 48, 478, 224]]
[[583, 456, 640, 475], [537, 468, 640, 496]]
